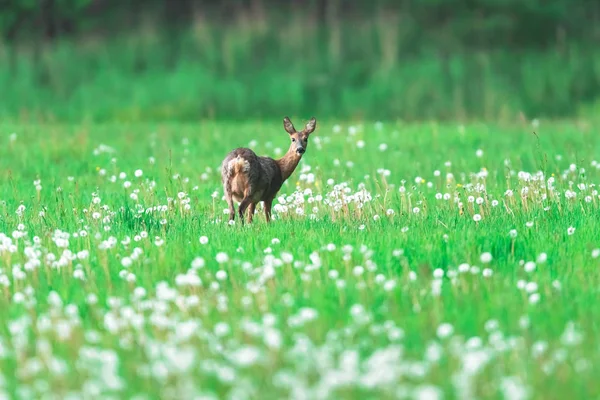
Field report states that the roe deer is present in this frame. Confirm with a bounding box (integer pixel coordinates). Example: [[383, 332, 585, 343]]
[[221, 116, 317, 224]]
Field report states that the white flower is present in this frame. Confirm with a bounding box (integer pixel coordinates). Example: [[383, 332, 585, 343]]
[[536, 253, 548, 263], [476, 149, 484, 157], [383, 280, 396, 291], [567, 226, 575, 235], [191, 257, 205, 269], [524, 261, 536, 273], [480, 252, 492, 263], [379, 143, 388, 151], [215, 270, 227, 281], [437, 323, 454, 339], [86, 294, 98, 304], [473, 214, 482, 222], [458, 263, 469, 273], [491, 200, 499, 207], [229, 346, 261, 368], [509, 229, 518, 238], [412, 207, 420, 214], [134, 169, 143, 177], [592, 249, 600, 258], [121, 257, 132, 268], [525, 282, 538, 293], [73, 269, 85, 280], [216, 252, 229, 263], [281, 252, 293, 263], [264, 329, 282, 349], [529, 293, 540, 304], [299, 307, 318, 321], [214, 322, 230, 337]]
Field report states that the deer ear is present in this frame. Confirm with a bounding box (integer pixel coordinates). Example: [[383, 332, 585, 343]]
[[283, 117, 296, 134], [304, 117, 317, 134]]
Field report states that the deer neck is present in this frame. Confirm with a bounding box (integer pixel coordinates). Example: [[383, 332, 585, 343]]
[[276, 145, 303, 182]]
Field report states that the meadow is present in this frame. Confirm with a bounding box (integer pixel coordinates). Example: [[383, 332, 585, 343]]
[[1, 118, 600, 399]]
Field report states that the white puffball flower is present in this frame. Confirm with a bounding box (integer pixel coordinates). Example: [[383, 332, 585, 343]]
[[480, 252, 492, 264], [216, 252, 229, 264], [437, 323, 454, 339], [524, 261, 536, 273], [216, 270, 228, 281]]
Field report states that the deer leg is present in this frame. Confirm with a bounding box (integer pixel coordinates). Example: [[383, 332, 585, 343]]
[[238, 197, 252, 225], [224, 181, 235, 222], [247, 203, 256, 223], [264, 198, 273, 223], [225, 195, 235, 222]]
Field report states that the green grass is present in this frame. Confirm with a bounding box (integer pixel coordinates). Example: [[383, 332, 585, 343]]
[[1, 118, 600, 399]]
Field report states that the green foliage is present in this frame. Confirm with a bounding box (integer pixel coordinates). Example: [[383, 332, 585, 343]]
[[1, 29, 600, 122], [0, 0, 599, 122]]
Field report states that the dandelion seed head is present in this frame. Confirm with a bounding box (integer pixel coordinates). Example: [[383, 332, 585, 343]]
[[480, 252, 492, 264]]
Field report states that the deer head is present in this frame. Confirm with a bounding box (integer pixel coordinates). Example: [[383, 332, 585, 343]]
[[283, 116, 317, 155]]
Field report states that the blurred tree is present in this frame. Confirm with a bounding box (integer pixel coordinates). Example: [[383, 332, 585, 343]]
[[1, 0, 598, 50], [0, 0, 37, 73]]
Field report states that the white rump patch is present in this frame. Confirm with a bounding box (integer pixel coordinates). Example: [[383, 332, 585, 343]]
[[228, 156, 250, 173]]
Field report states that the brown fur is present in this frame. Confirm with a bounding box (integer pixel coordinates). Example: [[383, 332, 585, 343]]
[[220, 116, 317, 224]]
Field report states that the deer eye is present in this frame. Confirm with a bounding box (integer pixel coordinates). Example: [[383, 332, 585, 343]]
[[292, 138, 296, 142]]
